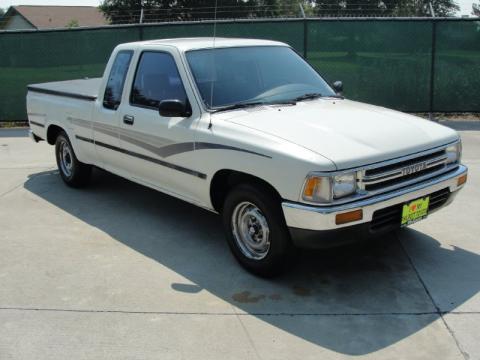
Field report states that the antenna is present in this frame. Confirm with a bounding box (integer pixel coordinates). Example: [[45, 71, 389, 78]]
[[208, 0, 218, 130]]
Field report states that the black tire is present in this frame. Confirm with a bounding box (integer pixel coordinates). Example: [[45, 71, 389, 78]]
[[55, 131, 92, 188], [222, 183, 294, 277]]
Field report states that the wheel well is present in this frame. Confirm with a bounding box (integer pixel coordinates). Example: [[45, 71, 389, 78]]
[[46, 125, 64, 145], [210, 170, 282, 213]]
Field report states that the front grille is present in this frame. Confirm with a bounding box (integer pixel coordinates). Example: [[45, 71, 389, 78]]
[[369, 188, 451, 232], [370, 205, 402, 232], [364, 164, 445, 191], [428, 188, 451, 210], [359, 149, 449, 194], [365, 150, 445, 177]]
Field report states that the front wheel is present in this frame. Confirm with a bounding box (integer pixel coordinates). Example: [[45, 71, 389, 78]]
[[222, 184, 294, 277], [55, 131, 92, 187]]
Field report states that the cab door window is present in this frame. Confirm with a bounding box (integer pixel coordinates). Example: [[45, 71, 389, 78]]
[[130, 51, 187, 109], [103, 50, 133, 110]]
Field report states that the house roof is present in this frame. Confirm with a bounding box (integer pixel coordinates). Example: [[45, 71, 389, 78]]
[[7, 5, 108, 29]]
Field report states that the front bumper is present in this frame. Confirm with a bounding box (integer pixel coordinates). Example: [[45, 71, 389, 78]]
[[282, 165, 467, 247]]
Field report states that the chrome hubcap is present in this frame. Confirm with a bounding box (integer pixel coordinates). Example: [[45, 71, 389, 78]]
[[231, 201, 270, 260], [59, 140, 73, 177]]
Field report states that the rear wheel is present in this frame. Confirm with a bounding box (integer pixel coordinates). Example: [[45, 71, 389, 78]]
[[222, 183, 294, 277], [55, 131, 91, 187]]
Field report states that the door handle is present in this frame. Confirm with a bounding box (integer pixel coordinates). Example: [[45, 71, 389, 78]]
[[123, 115, 134, 125]]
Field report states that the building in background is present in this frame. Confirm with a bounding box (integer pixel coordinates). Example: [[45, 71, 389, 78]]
[[0, 5, 107, 30]]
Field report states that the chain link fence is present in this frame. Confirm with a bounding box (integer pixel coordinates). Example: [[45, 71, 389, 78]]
[[0, 18, 479, 120]]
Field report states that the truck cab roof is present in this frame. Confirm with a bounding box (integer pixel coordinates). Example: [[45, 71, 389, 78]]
[[118, 37, 288, 52]]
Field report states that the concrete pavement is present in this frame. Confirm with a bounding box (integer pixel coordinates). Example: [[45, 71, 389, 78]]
[[0, 122, 479, 359]]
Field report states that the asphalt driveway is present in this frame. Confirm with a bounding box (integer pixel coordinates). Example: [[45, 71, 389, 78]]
[[0, 121, 479, 359]]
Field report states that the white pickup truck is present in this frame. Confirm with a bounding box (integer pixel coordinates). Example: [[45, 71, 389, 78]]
[[27, 38, 467, 276]]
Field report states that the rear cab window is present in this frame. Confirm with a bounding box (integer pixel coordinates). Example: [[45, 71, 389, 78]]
[[130, 51, 188, 109], [103, 50, 133, 110]]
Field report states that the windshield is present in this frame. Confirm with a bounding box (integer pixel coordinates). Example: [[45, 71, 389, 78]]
[[185, 46, 336, 109]]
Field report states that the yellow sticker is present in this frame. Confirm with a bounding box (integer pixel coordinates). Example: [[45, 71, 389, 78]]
[[401, 197, 430, 226]]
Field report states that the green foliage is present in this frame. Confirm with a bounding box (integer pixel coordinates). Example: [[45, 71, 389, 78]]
[[473, 2, 480, 16], [312, 0, 458, 17], [99, 0, 285, 24], [99, 0, 462, 23], [99, 0, 171, 24], [395, 0, 459, 16], [0, 8, 5, 17], [99, 0, 343, 23], [66, 19, 80, 28], [275, 0, 314, 16]]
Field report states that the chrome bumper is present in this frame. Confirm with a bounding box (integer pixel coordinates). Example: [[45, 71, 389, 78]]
[[282, 165, 467, 231]]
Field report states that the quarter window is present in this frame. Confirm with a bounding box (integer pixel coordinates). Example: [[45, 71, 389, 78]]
[[130, 51, 187, 109], [103, 51, 133, 110]]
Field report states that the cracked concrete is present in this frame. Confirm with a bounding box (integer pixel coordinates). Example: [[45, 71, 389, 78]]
[[0, 123, 479, 359]]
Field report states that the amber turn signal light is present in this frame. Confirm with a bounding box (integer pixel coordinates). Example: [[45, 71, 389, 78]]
[[457, 174, 467, 186], [335, 209, 363, 225], [303, 177, 321, 198]]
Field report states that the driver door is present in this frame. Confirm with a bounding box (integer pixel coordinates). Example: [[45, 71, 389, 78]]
[[115, 48, 202, 201]]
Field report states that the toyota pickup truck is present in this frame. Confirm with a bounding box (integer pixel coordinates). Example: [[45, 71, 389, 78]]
[[27, 38, 468, 276]]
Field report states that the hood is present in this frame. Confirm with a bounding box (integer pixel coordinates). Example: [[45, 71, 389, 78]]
[[217, 99, 459, 170]]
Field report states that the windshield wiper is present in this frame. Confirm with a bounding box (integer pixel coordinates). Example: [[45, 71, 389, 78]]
[[294, 93, 323, 102], [212, 101, 265, 113], [212, 99, 297, 113], [294, 93, 344, 102], [266, 100, 297, 106]]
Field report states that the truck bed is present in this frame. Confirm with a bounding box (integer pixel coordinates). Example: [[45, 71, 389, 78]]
[[28, 78, 102, 101]]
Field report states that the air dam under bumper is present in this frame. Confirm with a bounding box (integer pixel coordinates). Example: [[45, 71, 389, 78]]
[[282, 165, 467, 249]]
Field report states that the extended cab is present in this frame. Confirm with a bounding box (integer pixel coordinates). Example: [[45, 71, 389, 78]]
[[27, 38, 468, 276]]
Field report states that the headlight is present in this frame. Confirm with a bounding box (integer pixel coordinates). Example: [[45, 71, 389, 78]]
[[302, 172, 357, 203], [333, 173, 357, 199], [446, 141, 462, 164]]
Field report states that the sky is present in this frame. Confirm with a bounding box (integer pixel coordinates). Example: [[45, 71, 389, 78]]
[[0, 0, 476, 16]]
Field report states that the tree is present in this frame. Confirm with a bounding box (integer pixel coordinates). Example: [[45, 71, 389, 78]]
[[99, 0, 459, 22], [0, 8, 5, 17], [99, 0, 283, 24], [100, 0, 172, 24], [398, 0, 459, 16], [313, 0, 392, 17], [473, 2, 480, 16], [425, 0, 459, 17], [271, 0, 315, 17], [313, 0, 458, 17]]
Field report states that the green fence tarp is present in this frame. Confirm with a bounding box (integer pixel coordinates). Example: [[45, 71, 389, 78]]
[[307, 20, 433, 112], [434, 20, 480, 112], [0, 19, 479, 120]]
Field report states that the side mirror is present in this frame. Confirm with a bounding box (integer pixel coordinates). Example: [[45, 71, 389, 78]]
[[332, 81, 343, 94], [159, 99, 192, 118]]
